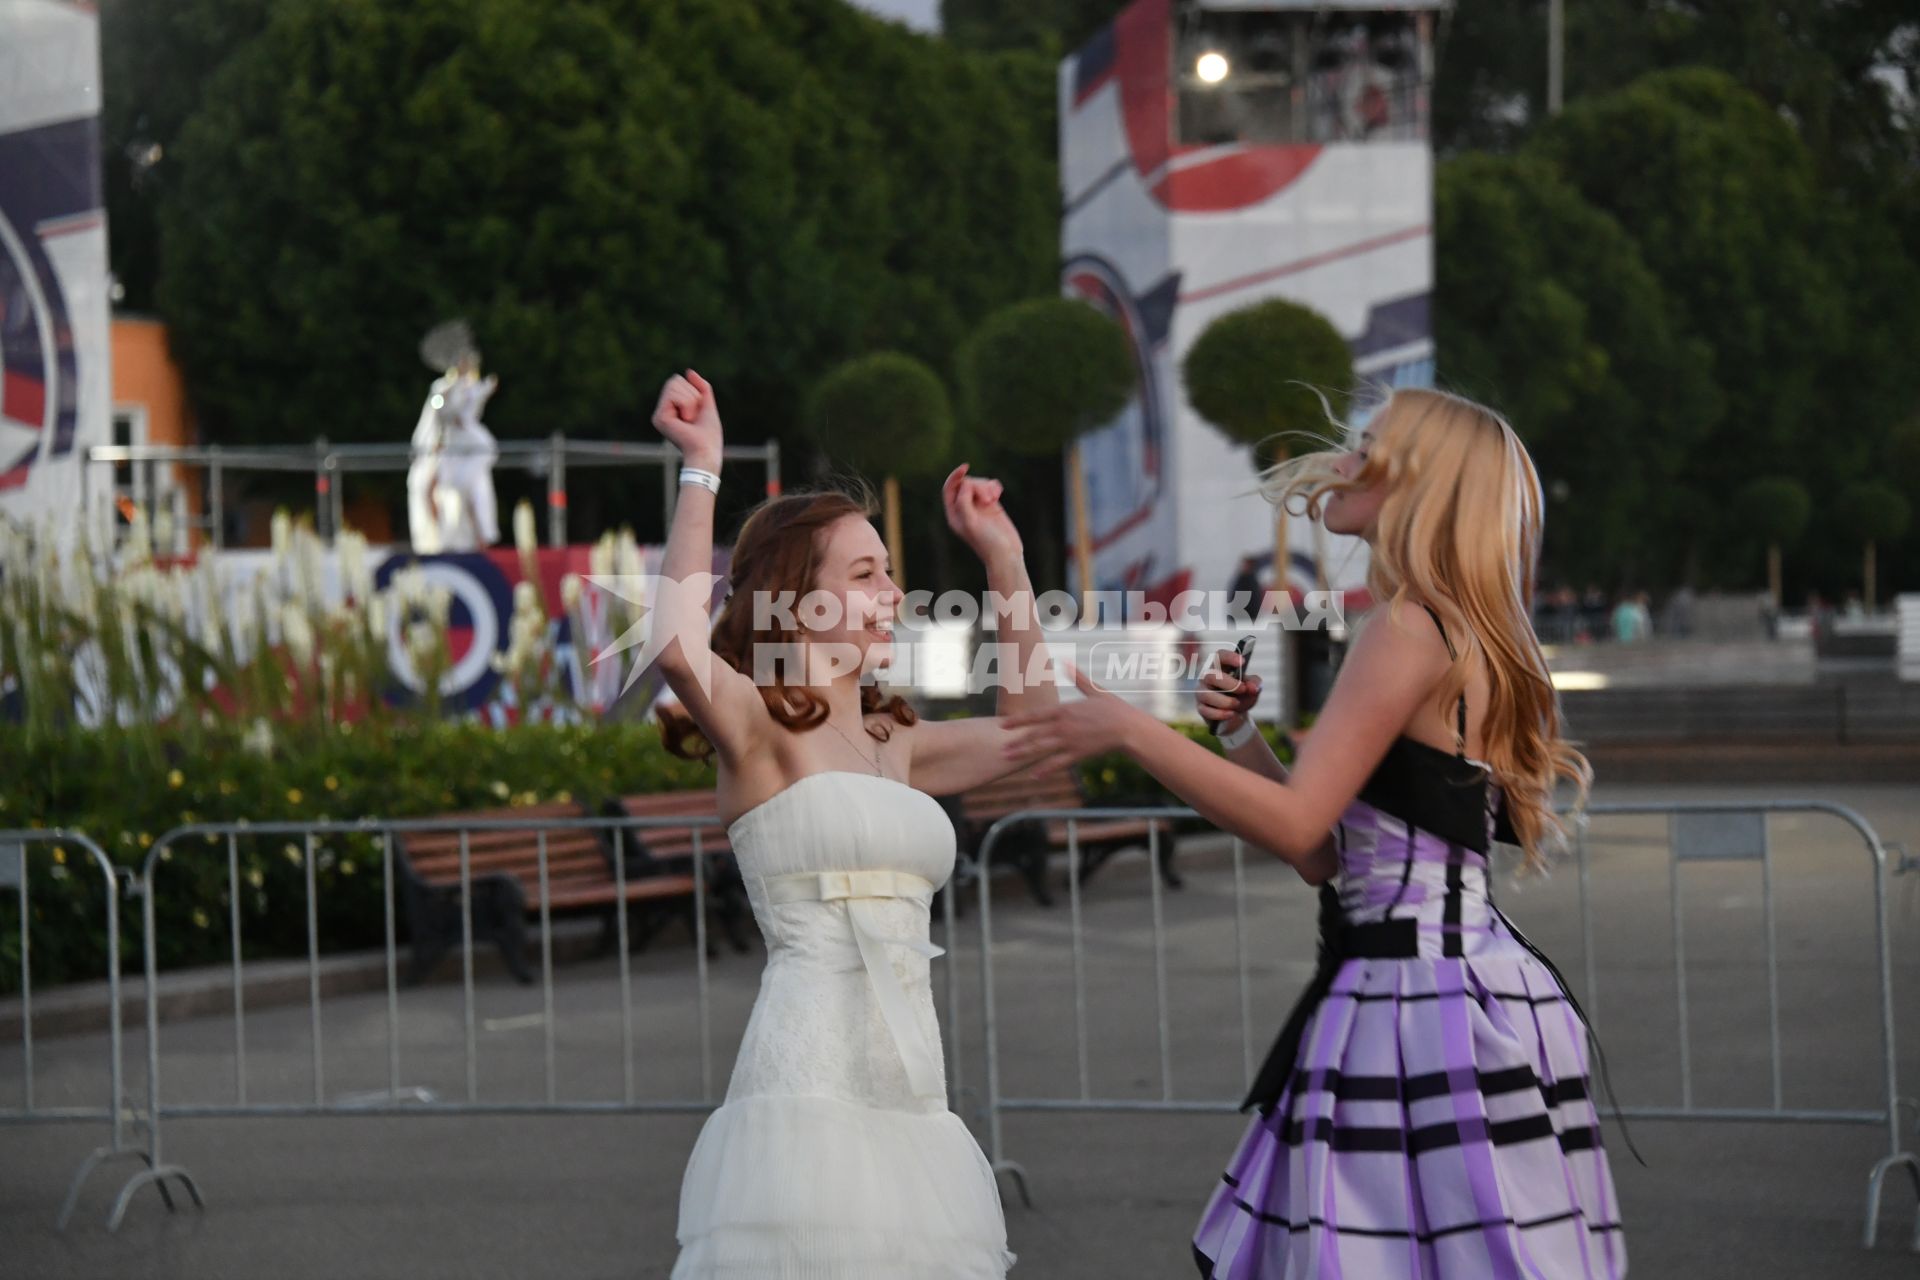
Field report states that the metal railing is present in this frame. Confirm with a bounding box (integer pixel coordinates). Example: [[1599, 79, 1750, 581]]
[[88, 436, 782, 553], [0, 829, 195, 1229], [967, 799, 1920, 1251], [100, 809, 967, 1231]]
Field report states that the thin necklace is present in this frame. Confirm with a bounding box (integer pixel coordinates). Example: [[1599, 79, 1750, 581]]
[[822, 713, 885, 777]]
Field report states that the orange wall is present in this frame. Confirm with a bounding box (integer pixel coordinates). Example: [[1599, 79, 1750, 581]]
[[110, 317, 204, 546]]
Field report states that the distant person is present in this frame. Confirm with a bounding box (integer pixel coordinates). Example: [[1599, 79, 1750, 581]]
[[1612, 591, 1652, 643], [1666, 583, 1696, 638], [1807, 591, 1832, 642]]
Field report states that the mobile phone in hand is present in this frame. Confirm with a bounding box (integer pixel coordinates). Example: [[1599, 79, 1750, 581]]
[[1207, 634, 1257, 737]]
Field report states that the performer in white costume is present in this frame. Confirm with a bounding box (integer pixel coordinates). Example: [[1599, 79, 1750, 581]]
[[648, 369, 1054, 1278], [408, 323, 501, 552]]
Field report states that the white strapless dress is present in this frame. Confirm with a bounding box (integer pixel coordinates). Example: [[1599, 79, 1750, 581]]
[[671, 771, 1014, 1279]]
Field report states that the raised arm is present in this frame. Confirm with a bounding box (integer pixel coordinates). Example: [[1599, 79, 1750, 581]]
[[648, 371, 764, 765], [905, 464, 1061, 796]]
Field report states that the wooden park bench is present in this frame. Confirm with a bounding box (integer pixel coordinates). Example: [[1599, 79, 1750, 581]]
[[602, 791, 753, 955], [393, 800, 721, 985], [945, 770, 1182, 909]]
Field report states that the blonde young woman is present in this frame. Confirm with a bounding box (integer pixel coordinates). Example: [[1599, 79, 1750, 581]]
[[647, 370, 1053, 1278], [1002, 388, 1627, 1278]]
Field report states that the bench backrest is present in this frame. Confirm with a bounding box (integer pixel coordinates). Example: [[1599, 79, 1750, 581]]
[[397, 802, 608, 894], [957, 770, 1086, 823], [613, 791, 733, 863]]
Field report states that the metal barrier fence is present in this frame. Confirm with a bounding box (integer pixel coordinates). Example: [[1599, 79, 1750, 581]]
[[107, 815, 707, 1228], [0, 829, 197, 1229], [968, 800, 1920, 1251], [97, 812, 968, 1232]]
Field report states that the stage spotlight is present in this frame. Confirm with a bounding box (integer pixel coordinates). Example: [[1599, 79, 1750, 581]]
[[1195, 51, 1230, 84]]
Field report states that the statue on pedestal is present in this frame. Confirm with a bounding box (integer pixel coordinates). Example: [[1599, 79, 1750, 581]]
[[407, 320, 500, 553]]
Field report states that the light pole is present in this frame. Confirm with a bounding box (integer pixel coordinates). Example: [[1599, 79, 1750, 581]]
[[1547, 0, 1564, 115]]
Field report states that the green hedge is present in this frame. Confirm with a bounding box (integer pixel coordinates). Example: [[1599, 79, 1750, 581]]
[[1, 717, 1292, 992], [0, 720, 719, 993]]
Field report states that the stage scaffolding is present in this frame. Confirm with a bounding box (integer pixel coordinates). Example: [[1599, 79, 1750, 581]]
[[84, 436, 782, 553]]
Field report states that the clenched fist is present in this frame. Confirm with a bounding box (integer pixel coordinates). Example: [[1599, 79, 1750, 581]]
[[941, 462, 1022, 567], [652, 370, 723, 472]]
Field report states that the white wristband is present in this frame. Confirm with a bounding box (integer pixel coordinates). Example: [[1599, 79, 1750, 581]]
[[679, 466, 720, 495], [1218, 717, 1260, 750]]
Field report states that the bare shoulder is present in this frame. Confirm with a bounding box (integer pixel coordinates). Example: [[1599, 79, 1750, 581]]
[[1349, 597, 1453, 672]]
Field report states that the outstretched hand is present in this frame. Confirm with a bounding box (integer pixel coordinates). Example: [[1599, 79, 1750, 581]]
[[999, 661, 1141, 774], [652, 370, 722, 470], [942, 463, 1023, 567]]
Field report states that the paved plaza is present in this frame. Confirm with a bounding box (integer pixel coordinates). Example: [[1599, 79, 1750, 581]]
[[4, 781, 1919, 1278]]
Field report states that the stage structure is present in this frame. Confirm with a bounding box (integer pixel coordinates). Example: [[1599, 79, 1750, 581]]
[[1059, 0, 1442, 612], [84, 437, 782, 557], [0, 0, 113, 540]]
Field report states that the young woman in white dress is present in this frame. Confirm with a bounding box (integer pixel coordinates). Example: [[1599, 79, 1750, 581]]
[[647, 369, 1053, 1278]]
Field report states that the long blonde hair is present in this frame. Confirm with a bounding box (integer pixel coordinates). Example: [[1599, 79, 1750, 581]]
[[1258, 387, 1589, 871]]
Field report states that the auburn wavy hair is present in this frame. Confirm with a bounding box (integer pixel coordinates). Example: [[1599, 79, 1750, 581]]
[[658, 484, 916, 762], [1257, 387, 1591, 872]]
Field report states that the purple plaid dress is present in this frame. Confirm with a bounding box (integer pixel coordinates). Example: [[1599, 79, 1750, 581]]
[[1193, 633, 1626, 1277]]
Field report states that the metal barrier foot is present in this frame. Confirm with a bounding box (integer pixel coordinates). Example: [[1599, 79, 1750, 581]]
[[107, 1164, 205, 1232], [1862, 1151, 1920, 1250], [993, 1160, 1033, 1210], [56, 1146, 152, 1230]]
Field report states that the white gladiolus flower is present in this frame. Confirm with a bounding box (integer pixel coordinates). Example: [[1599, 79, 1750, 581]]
[[513, 580, 540, 616], [368, 590, 390, 637], [243, 719, 274, 756], [196, 560, 223, 641], [296, 527, 326, 610], [270, 508, 291, 561], [614, 528, 643, 579], [281, 605, 316, 669], [153, 508, 175, 556], [339, 531, 371, 603], [560, 573, 582, 613], [514, 501, 537, 558], [426, 586, 452, 627], [590, 534, 614, 581]]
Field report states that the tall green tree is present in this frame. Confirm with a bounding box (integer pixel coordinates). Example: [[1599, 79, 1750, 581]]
[[1433, 0, 1919, 184], [1530, 70, 1862, 581], [153, 0, 1055, 460], [99, 0, 274, 310], [939, 0, 1121, 55], [1434, 152, 1718, 588]]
